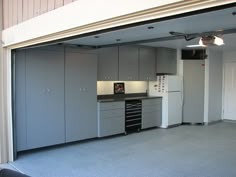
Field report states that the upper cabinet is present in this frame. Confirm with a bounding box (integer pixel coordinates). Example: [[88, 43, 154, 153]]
[[97, 46, 177, 81], [119, 46, 139, 81], [98, 46, 119, 81], [139, 47, 156, 81], [156, 47, 177, 75]]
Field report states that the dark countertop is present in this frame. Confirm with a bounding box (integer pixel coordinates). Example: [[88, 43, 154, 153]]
[[97, 95, 162, 102]]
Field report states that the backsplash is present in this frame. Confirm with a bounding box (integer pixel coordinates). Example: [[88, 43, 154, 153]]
[[97, 81, 148, 95]]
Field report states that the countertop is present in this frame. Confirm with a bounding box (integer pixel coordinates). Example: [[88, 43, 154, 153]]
[[97, 96, 162, 102]]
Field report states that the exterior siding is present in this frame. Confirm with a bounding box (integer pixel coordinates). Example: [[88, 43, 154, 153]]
[[48, 0, 55, 11], [17, 0, 23, 24], [3, 0, 8, 28], [2, 0, 78, 29], [22, 0, 29, 21]]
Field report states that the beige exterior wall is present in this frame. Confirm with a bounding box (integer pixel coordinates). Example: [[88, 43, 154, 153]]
[[2, 0, 78, 29], [3, 0, 235, 49], [0, 0, 235, 163]]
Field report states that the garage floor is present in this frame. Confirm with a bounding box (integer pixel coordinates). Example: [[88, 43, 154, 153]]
[[2, 121, 236, 177]]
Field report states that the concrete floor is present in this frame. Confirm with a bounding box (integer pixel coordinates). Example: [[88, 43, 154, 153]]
[[1, 122, 236, 177]]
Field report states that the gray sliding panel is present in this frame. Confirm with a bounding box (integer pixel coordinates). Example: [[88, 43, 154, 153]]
[[65, 49, 97, 143], [183, 60, 205, 123], [15, 50, 27, 151], [26, 48, 65, 149]]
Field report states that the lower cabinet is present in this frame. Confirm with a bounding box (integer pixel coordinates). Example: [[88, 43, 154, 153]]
[[97, 101, 125, 137], [142, 98, 162, 129], [97, 98, 162, 137]]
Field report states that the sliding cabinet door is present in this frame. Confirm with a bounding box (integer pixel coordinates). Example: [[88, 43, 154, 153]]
[[65, 49, 97, 142], [26, 48, 65, 149]]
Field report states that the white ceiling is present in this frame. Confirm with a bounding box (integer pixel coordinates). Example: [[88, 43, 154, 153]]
[[63, 6, 236, 51]]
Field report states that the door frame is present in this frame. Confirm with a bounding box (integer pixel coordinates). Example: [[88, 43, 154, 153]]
[[222, 61, 236, 120], [0, 47, 13, 163]]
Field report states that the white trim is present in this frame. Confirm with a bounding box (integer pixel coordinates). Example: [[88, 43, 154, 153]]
[[222, 62, 226, 120], [0, 49, 7, 164], [0, 48, 13, 163], [204, 49, 209, 123], [0, 0, 9, 164], [5, 49, 13, 162]]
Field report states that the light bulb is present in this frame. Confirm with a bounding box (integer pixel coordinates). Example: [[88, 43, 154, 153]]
[[214, 36, 224, 46]]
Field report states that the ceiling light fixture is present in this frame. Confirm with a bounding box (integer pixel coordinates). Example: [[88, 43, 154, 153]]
[[186, 44, 206, 48], [200, 35, 224, 46], [147, 26, 154, 29], [187, 35, 224, 48]]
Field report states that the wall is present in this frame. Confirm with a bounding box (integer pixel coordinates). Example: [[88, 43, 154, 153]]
[[208, 49, 223, 122], [223, 51, 236, 62], [2, 0, 78, 29], [178, 49, 223, 123], [97, 81, 147, 95]]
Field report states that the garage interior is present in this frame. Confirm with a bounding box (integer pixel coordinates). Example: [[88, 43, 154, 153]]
[[1, 3, 236, 177]]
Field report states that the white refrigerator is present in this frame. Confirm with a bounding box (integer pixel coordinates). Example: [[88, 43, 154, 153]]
[[149, 75, 183, 128]]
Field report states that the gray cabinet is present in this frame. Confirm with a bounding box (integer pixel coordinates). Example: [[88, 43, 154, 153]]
[[156, 47, 177, 74], [139, 47, 156, 81], [119, 46, 139, 81], [97, 101, 125, 137], [97, 45, 157, 81], [142, 98, 162, 129], [98, 46, 119, 81], [65, 48, 98, 143], [183, 60, 205, 123], [15, 47, 98, 151], [15, 47, 65, 151]]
